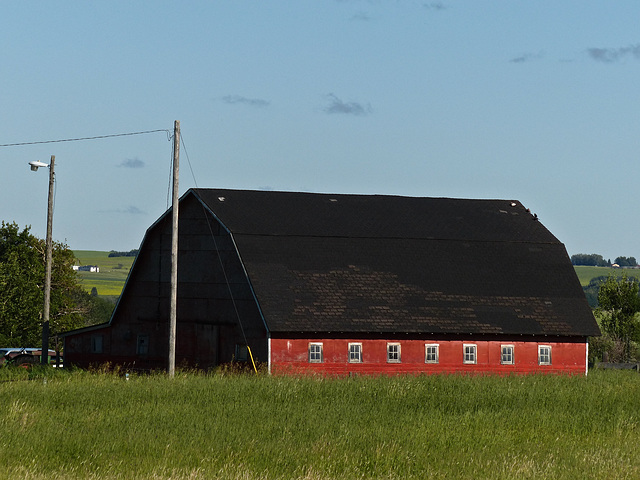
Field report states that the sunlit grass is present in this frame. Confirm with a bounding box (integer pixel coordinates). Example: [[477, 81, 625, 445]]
[[0, 368, 639, 478], [573, 265, 640, 286]]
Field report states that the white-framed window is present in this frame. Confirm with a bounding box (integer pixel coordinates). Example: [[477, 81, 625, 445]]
[[463, 344, 477, 364], [501, 345, 514, 365], [425, 344, 439, 364], [91, 335, 103, 354], [309, 342, 323, 363], [538, 345, 552, 365], [348, 343, 362, 363], [136, 334, 149, 355], [387, 343, 401, 363]]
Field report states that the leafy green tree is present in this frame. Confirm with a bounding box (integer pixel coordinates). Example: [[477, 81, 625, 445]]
[[614, 256, 638, 267], [0, 222, 86, 346], [571, 253, 609, 266], [582, 276, 609, 308], [596, 273, 640, 361], [71, 287, 115, 326], [86, 296, 115, 325]]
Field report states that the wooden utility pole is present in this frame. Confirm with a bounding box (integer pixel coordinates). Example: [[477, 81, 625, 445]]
[[168, 121, 180, 376], [41, 155, 55, 365]]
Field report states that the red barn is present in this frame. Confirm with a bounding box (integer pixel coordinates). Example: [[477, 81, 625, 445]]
[[63, 189, 600, 374]]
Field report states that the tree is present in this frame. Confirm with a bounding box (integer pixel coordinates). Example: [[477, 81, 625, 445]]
[[596, 273, 640, 361], [72, 287, 115, 326], [571, 253, 609, 267], [108, 249, 139, 258], [582, 276, 609, 308], [0, 222, 86, 346], [614, 256, 638, 267]]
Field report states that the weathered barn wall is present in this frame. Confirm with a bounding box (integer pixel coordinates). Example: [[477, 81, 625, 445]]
[[269, 336, 588, 375]]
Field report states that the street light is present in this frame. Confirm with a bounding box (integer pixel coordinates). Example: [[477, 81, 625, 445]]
[[28, 155, 55, 365], [29, 161, 49, 172]]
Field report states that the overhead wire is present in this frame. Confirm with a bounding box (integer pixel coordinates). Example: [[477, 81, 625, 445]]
[[166, 133, 175, 210], [52, 171, 57, 227], [0, 129, 171, 148], [178, 132, 256, 371]]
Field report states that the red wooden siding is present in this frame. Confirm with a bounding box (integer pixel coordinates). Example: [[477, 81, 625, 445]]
[[269, 337, 588, 375]]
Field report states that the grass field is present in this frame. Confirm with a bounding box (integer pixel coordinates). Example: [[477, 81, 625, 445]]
[[0, 368, 639, 479], [73, 250, 136, 297], [573, 265, 640, 286]]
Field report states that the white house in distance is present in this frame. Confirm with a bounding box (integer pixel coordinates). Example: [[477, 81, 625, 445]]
[[73, 265, 100, 273]]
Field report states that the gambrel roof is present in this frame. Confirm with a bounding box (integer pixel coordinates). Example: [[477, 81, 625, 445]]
[[191, 188, 600, 337]]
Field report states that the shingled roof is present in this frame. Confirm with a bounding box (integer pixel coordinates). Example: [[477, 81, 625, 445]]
[[192, 188, 599, 337]]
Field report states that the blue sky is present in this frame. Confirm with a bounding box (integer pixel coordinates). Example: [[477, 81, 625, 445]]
[[1, 1, 639, 261]]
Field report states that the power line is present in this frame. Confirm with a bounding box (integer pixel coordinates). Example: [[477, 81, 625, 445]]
[[181, 133, 198, 188], [166, 133, 198, 209], [0, 129, 171, 147], [177, 132, 252, 348]]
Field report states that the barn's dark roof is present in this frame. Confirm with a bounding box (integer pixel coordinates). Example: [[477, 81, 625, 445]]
[[191, 188, 599, 337]]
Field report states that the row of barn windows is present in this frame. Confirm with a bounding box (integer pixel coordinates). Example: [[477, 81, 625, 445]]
[[308, 342, 553, 365], [91, 334, 149, 355]]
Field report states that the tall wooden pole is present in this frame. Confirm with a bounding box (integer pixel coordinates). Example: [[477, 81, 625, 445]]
[[168, 121, 180, 376], [41, 155, 55, 365]]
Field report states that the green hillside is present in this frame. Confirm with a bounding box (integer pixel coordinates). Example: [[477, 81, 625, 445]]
[[574, 265, 640, 286], [73, 250, 136, 297]]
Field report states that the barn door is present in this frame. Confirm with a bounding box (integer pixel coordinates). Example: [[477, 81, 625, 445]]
[[176, 323, 219, 368], [195, 323, 219, 368]]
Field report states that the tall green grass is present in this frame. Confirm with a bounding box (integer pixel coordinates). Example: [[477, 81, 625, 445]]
[[0, 368, 639, 479]]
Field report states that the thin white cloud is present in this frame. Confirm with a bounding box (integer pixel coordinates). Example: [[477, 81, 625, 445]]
[[588, 44, 640, 63], [100, 205, 147, 215], [423, 2, 446, 11], [509, 52, 543, 64], [323, 94, 372, 116], [121, 206, 145, 215], [222, 95, 270, 107], [119, 158, 145, 168], [350, 11, 371, 21]]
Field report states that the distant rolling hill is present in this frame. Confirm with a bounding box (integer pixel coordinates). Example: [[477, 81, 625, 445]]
[[573, 265, 640, 286], [73, 250, 136, 297]]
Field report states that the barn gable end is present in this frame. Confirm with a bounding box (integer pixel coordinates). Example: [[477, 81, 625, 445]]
[[64, 192, 267, 370]]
